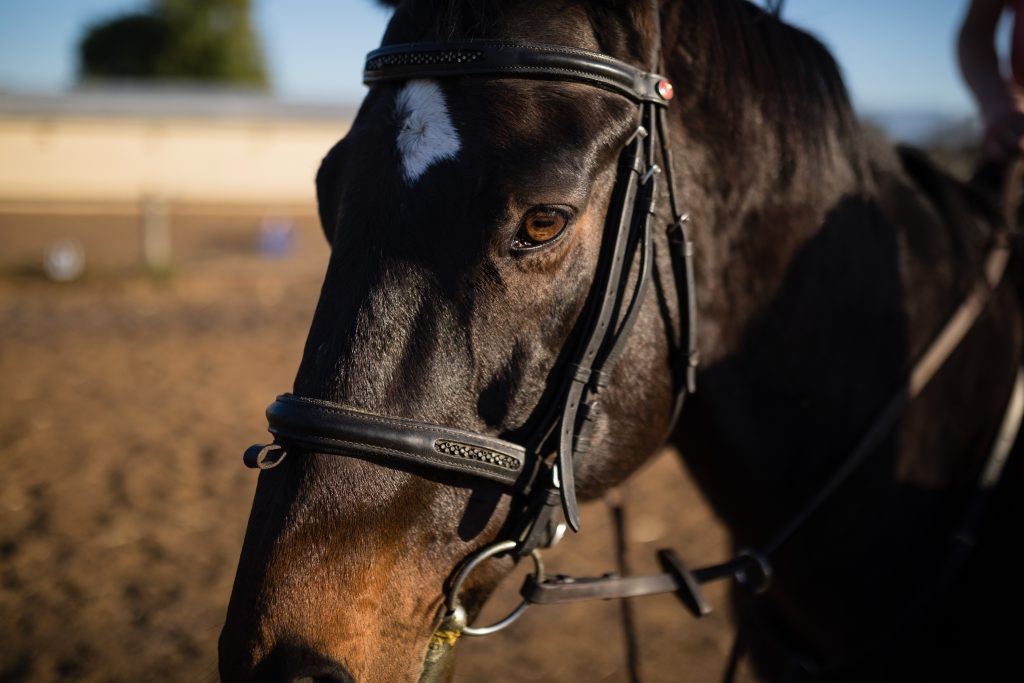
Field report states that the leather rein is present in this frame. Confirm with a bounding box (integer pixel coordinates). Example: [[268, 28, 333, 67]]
[[241, 34, 1022, 681]]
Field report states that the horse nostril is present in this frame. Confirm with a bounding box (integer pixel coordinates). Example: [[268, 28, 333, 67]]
[[289, 668, 355, 683], [291, 673, 353, 683], [250, 644, 356, 683]]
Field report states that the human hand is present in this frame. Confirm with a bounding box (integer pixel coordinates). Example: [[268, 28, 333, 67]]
[[983, 107, 1024, 160]]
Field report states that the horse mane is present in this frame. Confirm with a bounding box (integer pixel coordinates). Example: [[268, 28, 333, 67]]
[[708, 2, 1005, 300], [669, 0, 869, 192]]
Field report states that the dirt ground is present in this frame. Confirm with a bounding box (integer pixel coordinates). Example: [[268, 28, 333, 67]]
[[0, 212, 738, 683]]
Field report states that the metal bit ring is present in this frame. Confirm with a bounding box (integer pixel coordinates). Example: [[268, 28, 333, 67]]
[[445, 540, 544, 637]]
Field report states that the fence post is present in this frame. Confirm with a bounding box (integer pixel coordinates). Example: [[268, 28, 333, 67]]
[[140, 195, 171, 273]]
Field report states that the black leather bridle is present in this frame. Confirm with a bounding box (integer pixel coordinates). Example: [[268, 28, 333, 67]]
[[244, 40, 698, 557], [241, 33, 1023, 683]]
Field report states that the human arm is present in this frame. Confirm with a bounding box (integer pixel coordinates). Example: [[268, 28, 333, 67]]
[[958, 0, 1024, 158]]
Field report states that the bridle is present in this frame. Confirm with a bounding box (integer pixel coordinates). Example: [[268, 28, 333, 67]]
[[244, 35, 699, 622], [241, 26, 1022, 683]]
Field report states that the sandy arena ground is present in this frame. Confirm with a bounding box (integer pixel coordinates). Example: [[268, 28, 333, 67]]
[[0, 213, 738, 683]]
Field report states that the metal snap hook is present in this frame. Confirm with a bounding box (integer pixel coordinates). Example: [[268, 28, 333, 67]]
[[444, 540, 545, 637]]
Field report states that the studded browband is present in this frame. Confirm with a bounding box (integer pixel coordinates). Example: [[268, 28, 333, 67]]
[[363, 40, 676, 104]]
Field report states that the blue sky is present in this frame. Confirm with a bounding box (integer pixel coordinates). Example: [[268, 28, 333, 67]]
[[0, 0, 1000, 118]]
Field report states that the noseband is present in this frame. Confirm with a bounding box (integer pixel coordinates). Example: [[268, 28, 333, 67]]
[[245, 39, 697, 549]]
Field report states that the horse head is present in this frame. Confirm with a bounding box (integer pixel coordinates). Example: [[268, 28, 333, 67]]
[[219, 1, 689, 681]]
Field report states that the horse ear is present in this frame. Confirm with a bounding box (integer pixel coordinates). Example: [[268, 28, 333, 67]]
[[315, 140, 347, 245]]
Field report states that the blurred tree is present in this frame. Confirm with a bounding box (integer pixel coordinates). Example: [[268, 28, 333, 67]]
[[78, 13, 170, 78], [79, 0, 269, 88]]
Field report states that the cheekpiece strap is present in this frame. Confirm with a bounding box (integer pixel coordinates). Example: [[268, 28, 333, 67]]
[[364, 40, 674, 105]]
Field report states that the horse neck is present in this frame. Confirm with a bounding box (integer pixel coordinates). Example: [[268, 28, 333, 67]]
[[663, 0, 873, 362], [659, 0, 891, 514]]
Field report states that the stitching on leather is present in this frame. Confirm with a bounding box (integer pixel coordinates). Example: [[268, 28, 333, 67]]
[[374, 64, 631, 88], [369, 65, 655, 101], [273, 431, 517, 483], [488, 65, 626, 81], [368, 42, 625, 65], [276, 396, 524, 458]]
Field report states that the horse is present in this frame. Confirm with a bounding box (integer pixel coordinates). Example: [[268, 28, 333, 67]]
[[218, 1, 1024, 681]]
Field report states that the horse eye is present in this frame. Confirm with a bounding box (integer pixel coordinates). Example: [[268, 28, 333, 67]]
[[512, 207, 571, 251]]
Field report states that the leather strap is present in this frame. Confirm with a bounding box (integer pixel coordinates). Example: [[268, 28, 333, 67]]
[[520, 550, 766, 618], [556, 125, 647, 531], [254, 394, 529, 489], [364, 41, 673, 105], [657, 107, 699, 397]]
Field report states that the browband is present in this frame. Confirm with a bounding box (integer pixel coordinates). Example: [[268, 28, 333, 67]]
[[364, 40, 674, 105], [245, 394, 529, 488]]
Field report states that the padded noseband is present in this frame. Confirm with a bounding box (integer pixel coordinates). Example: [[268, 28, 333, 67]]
[[250, 394, 528, 488]]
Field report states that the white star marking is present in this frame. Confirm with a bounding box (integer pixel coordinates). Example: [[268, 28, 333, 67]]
[[394, 80, 461, 184]]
